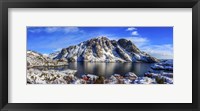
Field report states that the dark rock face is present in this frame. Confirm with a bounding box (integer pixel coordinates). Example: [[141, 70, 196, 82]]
[[117, 39, 128, 49], [118, 39, 140, 53], [67, 57, 76, 62], [50, 36, 159, 63]]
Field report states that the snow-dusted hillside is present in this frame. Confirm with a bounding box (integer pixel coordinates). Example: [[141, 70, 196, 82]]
[[27, 50, 67, 67], [50, 37, 159, 63]]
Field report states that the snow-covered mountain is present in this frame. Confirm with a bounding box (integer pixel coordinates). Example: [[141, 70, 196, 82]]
[[50, 37, 159, 63], [27, 50, 67, 67]]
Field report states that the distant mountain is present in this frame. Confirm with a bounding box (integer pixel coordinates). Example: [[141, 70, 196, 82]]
[[27, 50, 67, 67], [49, 37, 159, 63], [49, 51, 60, 59]]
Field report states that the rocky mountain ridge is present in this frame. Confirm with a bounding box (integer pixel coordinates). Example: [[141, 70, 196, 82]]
[[27, 37, 159, 67], [50, 37, 159, 63]]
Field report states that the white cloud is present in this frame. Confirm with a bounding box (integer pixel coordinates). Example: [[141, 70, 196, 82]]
[[63, 27, 80, 33], [107, 36, 119, 40], [28, 28, 42, 33], [45, 27, 80, 33], [126, 27, 137, 31], [45, 27, 60, 33], [123, 37, 149, 48], [53, 48, 62, 52], [141, 44, 173, 59], [132, 37, 149, 43], [126, 27, 139, 36], [29, 27, 81, 33], [131, 31, 139, 36]]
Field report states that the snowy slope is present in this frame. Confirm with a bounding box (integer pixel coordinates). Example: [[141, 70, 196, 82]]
[[27, 50, 67, 67]]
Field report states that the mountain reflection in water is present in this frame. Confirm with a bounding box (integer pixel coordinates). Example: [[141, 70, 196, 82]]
[[34, 62, 154, 78]]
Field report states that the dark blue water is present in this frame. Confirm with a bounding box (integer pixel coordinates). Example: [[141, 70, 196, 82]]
[[34, 62, 154, 78]]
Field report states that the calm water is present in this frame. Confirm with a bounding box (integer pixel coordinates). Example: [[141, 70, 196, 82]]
[[34, 62, 154, 78]]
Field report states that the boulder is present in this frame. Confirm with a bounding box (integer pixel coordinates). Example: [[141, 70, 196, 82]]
[[125, 72, 138, 80]]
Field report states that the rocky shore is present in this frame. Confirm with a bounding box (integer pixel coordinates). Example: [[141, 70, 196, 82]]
[[27, 64, 173, 84]]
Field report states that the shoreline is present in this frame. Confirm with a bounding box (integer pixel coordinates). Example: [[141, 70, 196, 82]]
[[27, 60, 173, 84]]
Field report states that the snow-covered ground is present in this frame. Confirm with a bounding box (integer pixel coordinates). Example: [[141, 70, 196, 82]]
[[27, 68, 77, 84], [142, 59, 173, 84], [151, 59, 173, 71], [144, 72, 173, 84], [27, 68, 173, 84]]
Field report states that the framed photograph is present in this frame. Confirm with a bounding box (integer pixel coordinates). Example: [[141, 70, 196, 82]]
[[0, 0, 199, 111]]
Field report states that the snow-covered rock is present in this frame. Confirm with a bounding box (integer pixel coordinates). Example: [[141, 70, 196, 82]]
[[134, 77, 156, 84], [124, 79, 132, 84], [144, 72, 173, 84], [151, 59, 173, 71], [27, 68, 173, 84], [125, 72, 138, 81], [27, 68, 77, 84], [108, 75, 118, 84], [81, 74, 98, 80]]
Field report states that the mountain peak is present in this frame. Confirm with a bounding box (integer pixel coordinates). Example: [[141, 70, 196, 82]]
[[92, 36, 110, 42], [96, 36, 109, 39]]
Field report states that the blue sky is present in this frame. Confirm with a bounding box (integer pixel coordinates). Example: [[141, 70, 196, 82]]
[[27, 27, 173, 59]]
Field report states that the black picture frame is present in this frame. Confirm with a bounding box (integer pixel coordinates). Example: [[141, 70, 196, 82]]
[[0, 0, 199, 111]]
